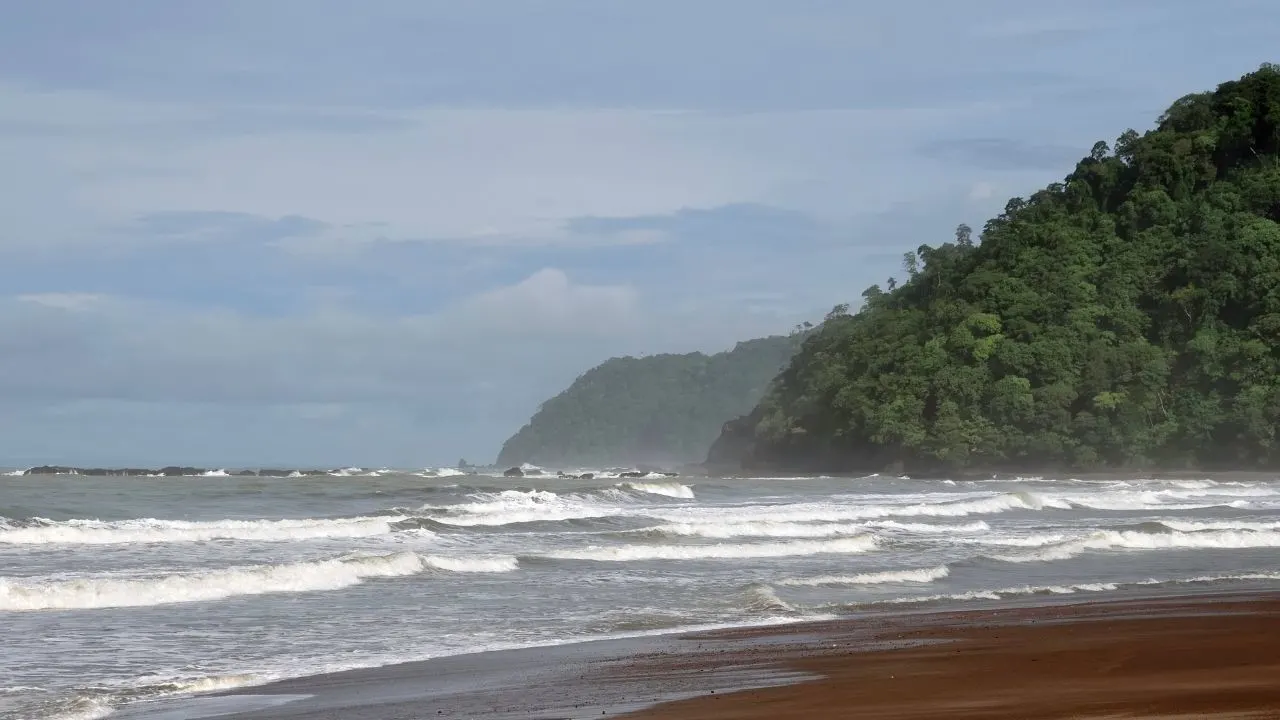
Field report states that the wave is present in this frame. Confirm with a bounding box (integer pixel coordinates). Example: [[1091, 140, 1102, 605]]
[[12, 465, 406, 478], [543, 535, 877, 562], [649, 492, 1047, 527], [637, 517, 985, 539], [26, 673, 265, 720], [883, 582, 1123, 604], [742, 583, 797, 614], [616, 481, 695, 499], [1158, 518, 1280, 532], [780, 566, 950, 587], [993, 527, 1280, 563], [857, 571, 1280, 608], [0, 551, 517, 611], [423, 489, 623, 526], [644, 520, 870, 539], [0, 515, 408, 545]]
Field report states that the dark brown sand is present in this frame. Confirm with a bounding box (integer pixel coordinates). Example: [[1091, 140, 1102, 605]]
[[141, 592, 1280, 719], [619, 593, 1280, 719]]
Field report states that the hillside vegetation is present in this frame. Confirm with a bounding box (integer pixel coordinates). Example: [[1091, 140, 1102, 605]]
[[710, 65, 1280, 474], [497, 334, 804, 468]]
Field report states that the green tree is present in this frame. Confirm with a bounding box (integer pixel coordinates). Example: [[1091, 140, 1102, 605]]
[[497, 333, 806, 467], [710, 64, 1280, 474]]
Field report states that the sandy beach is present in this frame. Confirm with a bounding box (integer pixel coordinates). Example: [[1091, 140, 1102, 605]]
[[621, 591, 1280, 719], [113, 590, 1280, 719]]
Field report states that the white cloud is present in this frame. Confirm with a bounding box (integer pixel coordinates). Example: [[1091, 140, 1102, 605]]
[[0, 269, 649, 406], [0, 265, 806, 464], [450, 268, 640, 338], [0, 83, 1003, 251], [17, 293, 107, 311]]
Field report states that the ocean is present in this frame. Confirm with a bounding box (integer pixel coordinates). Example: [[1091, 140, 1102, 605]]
[[3, 467, 1280, 720]]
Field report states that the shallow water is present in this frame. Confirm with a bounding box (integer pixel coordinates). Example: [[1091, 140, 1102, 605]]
[[3, 468, 1279, 719]]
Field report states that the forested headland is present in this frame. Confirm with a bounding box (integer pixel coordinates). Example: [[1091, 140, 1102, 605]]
[[710, 65, 1280, 474], [496, 333, 805, 468]]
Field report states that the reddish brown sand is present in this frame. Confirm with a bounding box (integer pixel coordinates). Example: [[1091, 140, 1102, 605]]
[[618, 594, 1280, 719]]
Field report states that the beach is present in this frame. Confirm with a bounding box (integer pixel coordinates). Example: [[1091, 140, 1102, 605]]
[[111, 589, 1280, 719], [621, 591, 1280, 719], [6, 470, 1280, 719]]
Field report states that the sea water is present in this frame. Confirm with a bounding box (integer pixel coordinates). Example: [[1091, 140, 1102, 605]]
[[3, 468, 1279, 719]]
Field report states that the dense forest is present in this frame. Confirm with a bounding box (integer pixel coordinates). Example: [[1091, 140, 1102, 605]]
[[709, 65, 1280, 474], [496, 334, 805, 468]]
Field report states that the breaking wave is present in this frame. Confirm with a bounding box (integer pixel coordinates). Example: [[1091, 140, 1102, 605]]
[[780, 566, 951, 587], [544, 535, 877, 562], [742, 583, 797, 614], [993, 527, 1280, 563], [423, 489, 622, 526], [0, 551, 517, 611], [644, 520, 870, 539], [617, 481, 695, 499], [0, 515, 408, 545]]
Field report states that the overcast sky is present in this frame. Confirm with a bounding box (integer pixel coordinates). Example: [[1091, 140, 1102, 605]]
[[1, 0, 1276, 468]]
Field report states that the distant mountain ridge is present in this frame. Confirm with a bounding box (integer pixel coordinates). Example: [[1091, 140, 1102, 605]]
[[496, 333, 805, 468]]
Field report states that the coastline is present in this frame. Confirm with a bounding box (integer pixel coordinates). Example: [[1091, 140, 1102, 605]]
[[113, 587, 1280, 720]]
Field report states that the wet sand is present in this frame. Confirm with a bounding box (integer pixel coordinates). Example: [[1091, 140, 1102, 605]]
[[621, 593, 1280, 719], [125, 591, 1280, 719]]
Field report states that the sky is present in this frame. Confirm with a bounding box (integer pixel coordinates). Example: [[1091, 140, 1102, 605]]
[[1, 0, 1277, 468]]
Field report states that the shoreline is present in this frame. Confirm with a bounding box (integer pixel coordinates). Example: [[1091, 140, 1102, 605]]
[[111, 587, 1280, 719], [621, 590, 1280, 719]]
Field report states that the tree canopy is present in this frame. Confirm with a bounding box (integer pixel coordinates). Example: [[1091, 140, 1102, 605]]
[[710, 64, 1280, 474], [496, 333, 805, 468]]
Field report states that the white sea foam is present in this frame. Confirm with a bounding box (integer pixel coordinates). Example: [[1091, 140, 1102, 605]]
[[742, 584, 796, 613], [427, 489, 620, 526], [1159, 518, 1280, 532], [545, 535, 877, 562], [650, 492, 1047, 526], [994, 528, 1280, 563], [42, 697, 115, 720], [780, 565, 950, 587], [0, 515, 407, 545], [0, 551, 517, 611], [864, 571, 1280, 607], [864, 519, 991, 533], [647, 520, 869, 539], [641, 515, 990, 541], [886, 582, 1122, 604], [618, 481, 695, 499]]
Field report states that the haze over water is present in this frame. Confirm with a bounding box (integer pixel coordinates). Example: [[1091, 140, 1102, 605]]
[[3, 468, 1280, 719]]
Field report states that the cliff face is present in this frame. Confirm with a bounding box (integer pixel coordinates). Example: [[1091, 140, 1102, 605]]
[[497, 333, 804, 468], [711, 65, 1280, 475]]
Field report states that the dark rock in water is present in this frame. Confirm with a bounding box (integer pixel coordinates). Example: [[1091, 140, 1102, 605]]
[[578, 473, 595, 480], [233, 470, 260, 477], [662, 472, 680, 477], [504, 466, 524, 477], [157, 466, 207, 477], [619, 471, 645, 478], [24, 465, 79, 475]]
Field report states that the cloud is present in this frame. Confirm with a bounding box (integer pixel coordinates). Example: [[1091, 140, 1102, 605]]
[[0, 262, 804, 466], [0, 79, 1003, 254], [3, 0, 1280, 468], [17, 292, 106, 311]]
